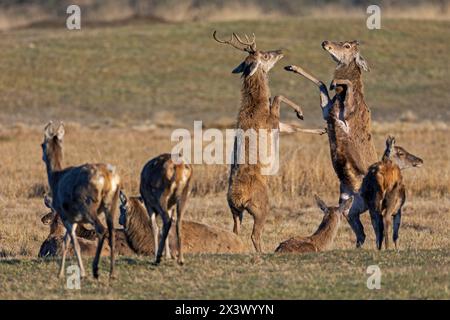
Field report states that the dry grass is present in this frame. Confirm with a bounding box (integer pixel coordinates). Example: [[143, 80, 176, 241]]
[[0, 122, 448, 258]]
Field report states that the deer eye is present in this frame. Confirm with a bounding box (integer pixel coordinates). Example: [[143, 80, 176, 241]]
[[263, 53, 269, 59], [344, 44, 351, 49]]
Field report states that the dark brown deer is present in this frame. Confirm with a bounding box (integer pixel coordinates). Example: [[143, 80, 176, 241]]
[[139, 153, 193, 265], [285, 40, 377, 247], [41, 121, 120, 279], [275, 196, 353, 253], [213, 31, 325, 252], [39, 195, 134, 258], [361, 136, 423, 250]]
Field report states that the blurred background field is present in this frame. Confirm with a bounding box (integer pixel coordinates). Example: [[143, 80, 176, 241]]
[[0, 1, 449, 299]]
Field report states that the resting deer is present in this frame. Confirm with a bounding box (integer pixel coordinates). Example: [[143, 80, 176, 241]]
[[361, 136, 423, 250], [276, 196, 353, 253], [39, 195, 134, 258], [41, 121, 120, 279], [139, 153, 193, 265], [213, 31, 325, 252], [119, 193, 247, 255], [285, 40, 378, 247]]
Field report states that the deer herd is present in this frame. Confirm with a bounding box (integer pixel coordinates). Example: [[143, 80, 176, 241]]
[[38, 31, 423, 280]]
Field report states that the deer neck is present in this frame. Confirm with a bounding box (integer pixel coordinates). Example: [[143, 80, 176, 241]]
[[334, 60, 364, 94], [44, 143, 64, 192], [309, 215, 341, 251], [239, 70, 271, 116]]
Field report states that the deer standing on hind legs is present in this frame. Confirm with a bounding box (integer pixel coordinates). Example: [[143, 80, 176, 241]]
[[361, 136, 423, 250], [213, 31, 325, 252], [285, 40, 377, 248], [139, 153, 192, 265], [41, 122, 120, 279]]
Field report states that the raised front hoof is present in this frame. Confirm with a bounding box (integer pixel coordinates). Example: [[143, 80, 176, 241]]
[[296, 111, 304, 120], [284, 65, 296, 72]]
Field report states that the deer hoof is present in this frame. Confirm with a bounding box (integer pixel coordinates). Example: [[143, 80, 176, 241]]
[[284, 65, 295, 72]]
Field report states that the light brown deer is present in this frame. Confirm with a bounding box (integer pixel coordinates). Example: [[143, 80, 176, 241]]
[[39, 196, 135, 258], [213, 31, 325, 253], [285, 40, 377, 247], [139, 153, 193, 265], [119, 193, 247, 255], [361, 136, 423, 250], [41, 121, 120, 279], [275, 196, 353, 253]]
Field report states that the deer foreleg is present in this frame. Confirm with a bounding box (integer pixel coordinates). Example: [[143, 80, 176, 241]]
[[284, 65, 333, 119], [271, 95, 304, 120], [279, 122, 327, 135], [330, 79, 355, 123]]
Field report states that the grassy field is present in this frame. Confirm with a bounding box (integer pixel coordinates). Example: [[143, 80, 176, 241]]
[[1, 249, 450, 299], [0, 18, 449, 125], [0, 18, 449, 299]]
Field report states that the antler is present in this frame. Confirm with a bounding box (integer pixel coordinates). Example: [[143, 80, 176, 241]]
[[213, 30, 256, 53]]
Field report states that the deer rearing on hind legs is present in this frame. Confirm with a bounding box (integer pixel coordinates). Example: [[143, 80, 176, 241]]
[[213, 31, 325, 253], [41, 121, 121, 279], [285, 40, 378, 248]]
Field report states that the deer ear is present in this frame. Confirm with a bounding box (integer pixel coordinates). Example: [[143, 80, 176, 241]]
[[356, 53, 370, 72], [339, 196, 354, 218], [44, 121, 54, 139], [232, 61, 247, 74], [246, 61, 260, 77], [55, 122, 65, 141], [314, 195, 329, 214]]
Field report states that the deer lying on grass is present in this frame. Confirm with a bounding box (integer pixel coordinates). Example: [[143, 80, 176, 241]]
[[41, 121, 120, 279], [275, 196, 353, 253], [361, 136, 423, 250], [213, 31, 325, 253], [285, 40, 378, 247], [119, 193, 247, 255], [140, 153, 193, 265], [39, 196, 134, 258]]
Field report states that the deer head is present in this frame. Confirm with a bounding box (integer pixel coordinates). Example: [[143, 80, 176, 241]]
[[315, 195, 354, 220], [213, 31, 284, 77], [321, 40, 369, 72], [392, 145, 424, 169], [41, 121, 65, 169]]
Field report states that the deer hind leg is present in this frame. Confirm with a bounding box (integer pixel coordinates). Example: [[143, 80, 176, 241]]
[[105, 209, 116, 279], [156, 212, 172, 265], [164, 207, 176, 260], [68, 223, 86, 278], [175, 185, 190, 265], [58, 230, 69, 278], [229, 205, 244, 235], [369, 210, 384, 250], [383, 212, 392, 250], [143, 199, 160, 261], [393, 209, 402, 250], [246, 194, 269, 253], [149, 212, 159, 261], [92, 218, 106, 279]]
